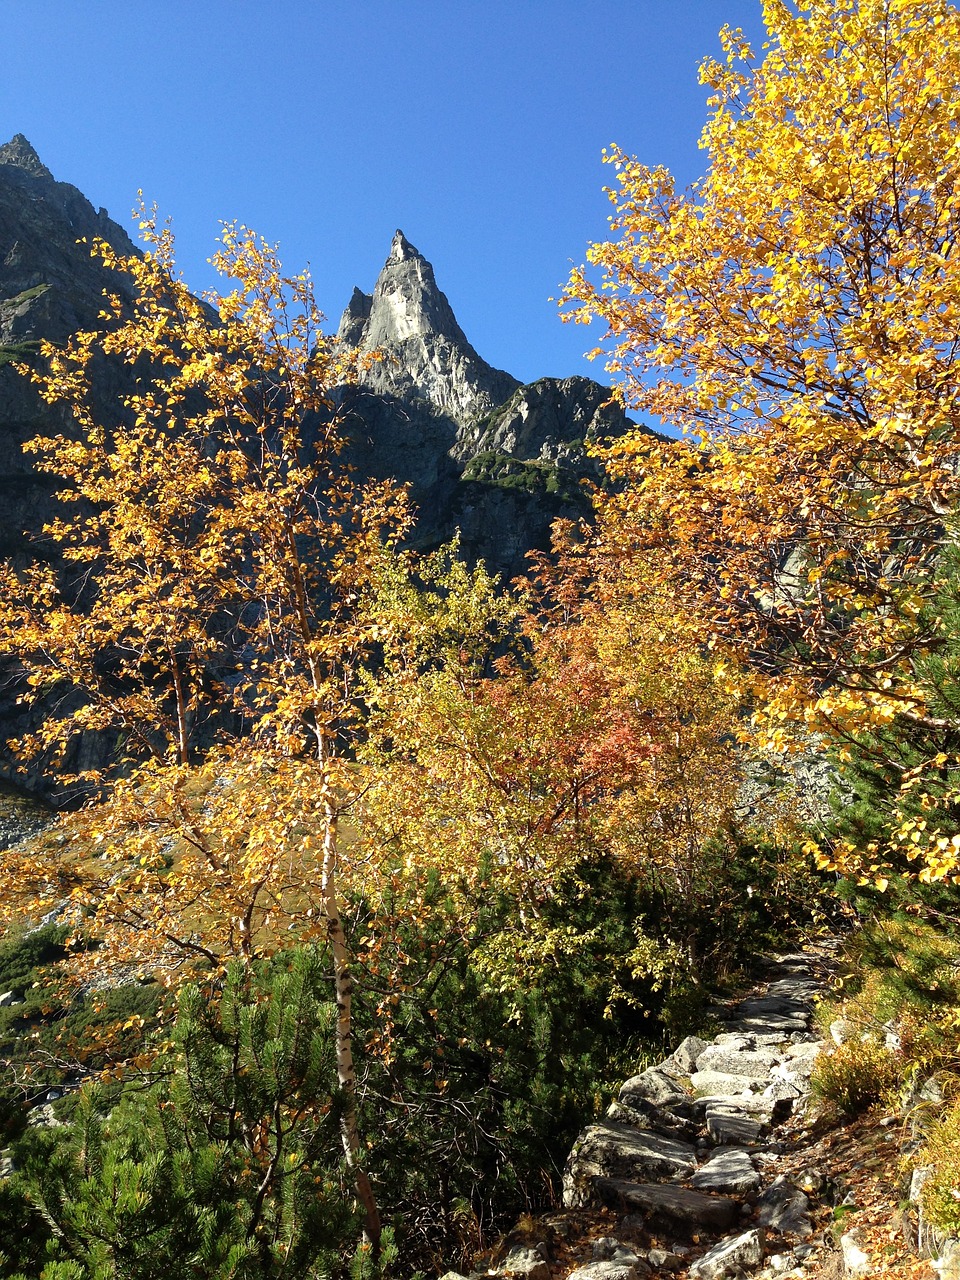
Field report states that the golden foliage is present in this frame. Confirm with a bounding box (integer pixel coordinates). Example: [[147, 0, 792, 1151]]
[[0, 212, 410, 1241], [357, 517, 744, 996], [562, 0, 960, 884]]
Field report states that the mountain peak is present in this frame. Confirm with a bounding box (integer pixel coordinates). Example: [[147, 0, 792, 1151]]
[[336, 232, 519, 429], [341, 231, 465, 351], [388, 229, 421, 264], [0, 134, 52, 179]]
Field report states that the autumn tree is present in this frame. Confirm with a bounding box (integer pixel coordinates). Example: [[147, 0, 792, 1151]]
[[562, 0, 960, 884], [358, 524, 745, 1003], [0, 211, 409, 1247]]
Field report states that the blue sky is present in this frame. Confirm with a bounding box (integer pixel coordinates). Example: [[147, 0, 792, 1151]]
[[2, 1, 767, 392]]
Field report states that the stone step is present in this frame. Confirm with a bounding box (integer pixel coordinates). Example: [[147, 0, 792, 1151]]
[[563, 1123, 697, 1208], [593, 1178, 741, 1232]]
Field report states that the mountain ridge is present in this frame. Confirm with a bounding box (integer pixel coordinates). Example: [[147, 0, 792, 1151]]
[[0, 135, 649, 579]]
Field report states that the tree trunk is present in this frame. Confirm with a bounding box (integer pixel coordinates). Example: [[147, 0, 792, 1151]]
[[321, 799, 382, 1257]]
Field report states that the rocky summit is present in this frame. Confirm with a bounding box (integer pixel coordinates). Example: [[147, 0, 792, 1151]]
[[331, 227, 653, 576], [0, 139, 651, 581], [0, 135, 656, 795], [0, 135, 138, 563]]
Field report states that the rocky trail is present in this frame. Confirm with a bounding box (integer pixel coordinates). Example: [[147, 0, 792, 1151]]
[[460, 944, 855, 1280]]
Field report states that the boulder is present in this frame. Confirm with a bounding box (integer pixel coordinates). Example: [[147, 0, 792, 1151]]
[[674, 1035, 711, 1073], [620, 1067, 689, 1109], [692, 1149, 761, 1195], [503, 1246, 550, 1280], [605, 1098, 701, 1141], [563, 1124, 696, 1208], [594, 1179, 740, 1232], [647, 1249, 685, 1273], [689, 1229, 765, 1280]]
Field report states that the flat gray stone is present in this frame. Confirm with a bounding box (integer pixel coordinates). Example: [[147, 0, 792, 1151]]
[[734, 1015, 809, 1035], [692, 1149, 761, 1195], [766, 978, 819, 1001], [705, 1108, 763, 1145], [565, 1122, 696, 1194], [714, 1033, 756, 1048], [594, 1179, 740, 1231], [690, 1229, 765, 1280], [690, 1070, 765, 1096], [782, 1042, 822, 1074], [695, 1046, 781, 1078], [568, 1264, 641, 1280], [737, 996, 810, 1018], [699, 1094, 775, 1118]]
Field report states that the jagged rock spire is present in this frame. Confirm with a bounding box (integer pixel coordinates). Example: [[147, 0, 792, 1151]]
[[0, 134, 52, 179], [387, 229, 419, 263], [336, 230, 518, 428]]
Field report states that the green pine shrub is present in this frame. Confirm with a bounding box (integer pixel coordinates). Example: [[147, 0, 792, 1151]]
[[2, 951, 373, 1280]]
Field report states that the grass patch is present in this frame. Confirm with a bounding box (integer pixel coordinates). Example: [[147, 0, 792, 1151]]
[[461, 450, 587, 506]]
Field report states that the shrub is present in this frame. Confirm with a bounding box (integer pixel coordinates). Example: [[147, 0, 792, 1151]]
[[810, 1038, 902, 1120], [917, 1098, 960, 1238]]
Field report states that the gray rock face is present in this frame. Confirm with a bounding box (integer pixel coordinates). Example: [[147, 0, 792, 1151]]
[[0, 781, 50, 850], [0, 146, 650, 795], [338, 230, 519, 430], [691, 1149, 761, 1195], [457, 375, 630, 466], [0, 138, 143, 796], [0, 135, 136, 353]]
